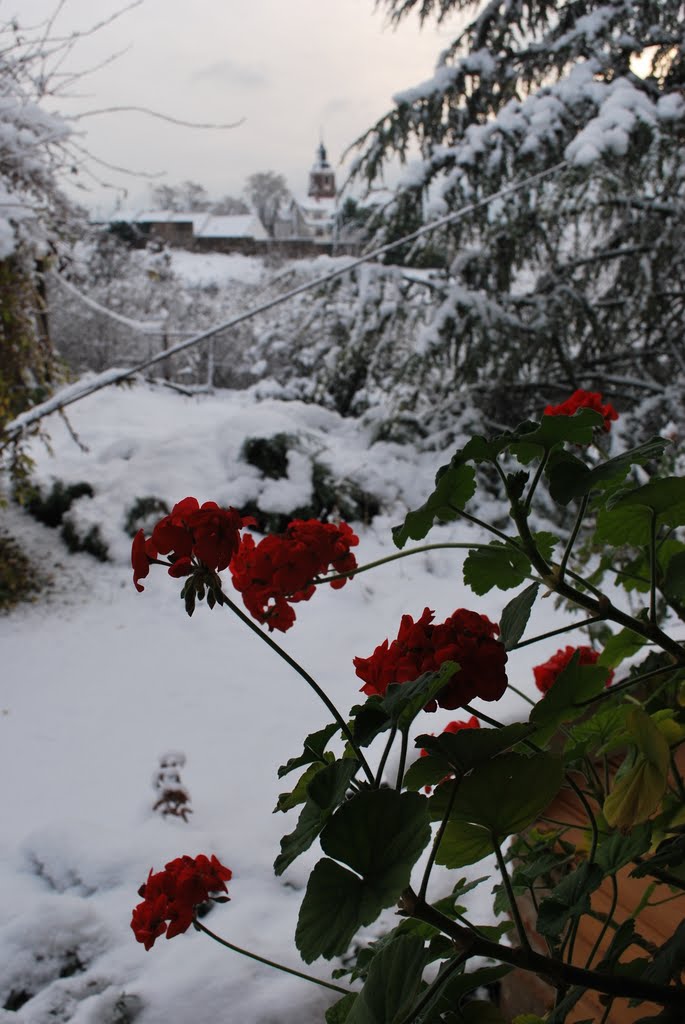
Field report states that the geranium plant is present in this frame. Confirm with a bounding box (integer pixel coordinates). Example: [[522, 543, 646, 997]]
[[130, 393, 685, 1023]]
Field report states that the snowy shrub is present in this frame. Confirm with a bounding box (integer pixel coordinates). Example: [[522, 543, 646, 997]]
[[0, 532, 42, 612], [123, 497, 171, 539]]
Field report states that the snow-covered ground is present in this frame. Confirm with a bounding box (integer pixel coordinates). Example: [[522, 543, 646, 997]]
[[1, 379, 574, 1024]]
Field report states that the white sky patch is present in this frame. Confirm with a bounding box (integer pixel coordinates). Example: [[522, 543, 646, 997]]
[[12, 0, 462, 214]]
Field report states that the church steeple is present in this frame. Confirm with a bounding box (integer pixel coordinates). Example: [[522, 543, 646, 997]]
[[308, 140, 336, 200]]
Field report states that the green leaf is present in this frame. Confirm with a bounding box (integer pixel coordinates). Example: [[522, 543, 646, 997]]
[[463, 543, 531, 595], [296, 790, 431, 961], [598, 628, 646, 669], [595, 823, 652, 876], [510, 409, 604, 459], [536, 862, 604, 937], [275, 758, 333, 812], [547, 437, 669, 506], [529, 653, 610, 742], [381, 663, 460, 730], [278, 724, 339, 778], [626, 707, 671, 769], [603, 709, 671, 828], [631, 833, 685, 879], [499, 583, 539, 650], [418, 964, 512, 1024], [348, 698, 392, 748], [436, 752, 563, 867], [296, 859, 369, 961], [564, 707, 627, 762], [393, 463, 477, 548], [416, 722, 535, 776], [434, 818, 494, 868], [642, 920, 685, 985], [344, 935, 429, 1024], [607, 475, 685, 519], [326, 994, 358, 1024], [274, 759, 359, 876], [603, 759, 668, 829], [322, 789, 431, 893], [663, 550, 685, 601]]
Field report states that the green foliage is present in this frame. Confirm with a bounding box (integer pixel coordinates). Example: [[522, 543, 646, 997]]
[[295, 790, 431, 961], [123, 496, 170, 538], [0, 532, 42, 612]]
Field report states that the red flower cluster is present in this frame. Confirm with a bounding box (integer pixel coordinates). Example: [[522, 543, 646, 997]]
[[230, 519, 359, 632], [533, 645, 613, 694], [132, 497, 253, 592], [131, 854, 232, 950], [420, 716, 480, 792], [353, 607, 508, 711], [544, 389, 618, 433]]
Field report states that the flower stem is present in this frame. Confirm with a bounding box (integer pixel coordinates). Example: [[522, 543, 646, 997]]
[[219, 588, 375, 785], [375, 724, 397, 788], [558, 494, 589, 581], [492, 833, 531, 951], [318, 541, 503, 587], [509, 616, 603, 651], [419, 776, 460, 901], [193, 919, 350, 995]]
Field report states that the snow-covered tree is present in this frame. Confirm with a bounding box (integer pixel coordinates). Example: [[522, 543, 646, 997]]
[[335, 0, 685, 431], [0, 11, 85, 465], [245, 171, 292, 238]]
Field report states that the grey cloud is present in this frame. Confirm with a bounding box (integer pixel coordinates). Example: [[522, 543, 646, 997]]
[[192, 60, 268, 89]]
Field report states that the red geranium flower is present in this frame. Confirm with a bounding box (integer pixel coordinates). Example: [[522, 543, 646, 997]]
[[131, 529, 158, 592], [533, 645, 614, 694], [353, 607, 508, 711], [131, 854, 232, 950], [230, 519, 359, 632], [132, 498, 253, 591], [544, 390, 618, 433]]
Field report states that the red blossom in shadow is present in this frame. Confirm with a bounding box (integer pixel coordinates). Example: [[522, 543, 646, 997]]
[[354, 607, 508, 711], [544, 389, 618, 433], [533, 645, 614, 694], [230, 519, 359, 632], [131, 854, 232, 950]]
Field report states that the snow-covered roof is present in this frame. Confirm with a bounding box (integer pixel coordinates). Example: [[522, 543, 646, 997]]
[[124, 210, 269, 241], [195, 214, 268, 241]]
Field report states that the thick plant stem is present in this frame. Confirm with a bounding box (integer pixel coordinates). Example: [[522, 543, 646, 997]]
[[193, 920, 350, 995], [400, 888, 685, 1010], [219, 588, 375, 785]]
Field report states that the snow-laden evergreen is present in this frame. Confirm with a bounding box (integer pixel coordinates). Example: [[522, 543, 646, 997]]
[[334, 0, 685, 428]]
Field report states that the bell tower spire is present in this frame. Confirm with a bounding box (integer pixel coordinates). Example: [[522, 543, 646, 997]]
[[308, 140, 336, 200]]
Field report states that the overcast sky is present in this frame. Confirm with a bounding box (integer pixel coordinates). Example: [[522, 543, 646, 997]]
[[15, 0, 460, 213]]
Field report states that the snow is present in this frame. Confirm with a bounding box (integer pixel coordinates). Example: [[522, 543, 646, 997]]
[[167, 250, 265, 287], [1, 380, 588, 1023]]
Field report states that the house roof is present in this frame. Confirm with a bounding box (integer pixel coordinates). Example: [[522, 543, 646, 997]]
[[130, 210, 269, 240]]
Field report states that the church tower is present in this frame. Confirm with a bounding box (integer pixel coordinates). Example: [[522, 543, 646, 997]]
[[308, 142, 336, 200]]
